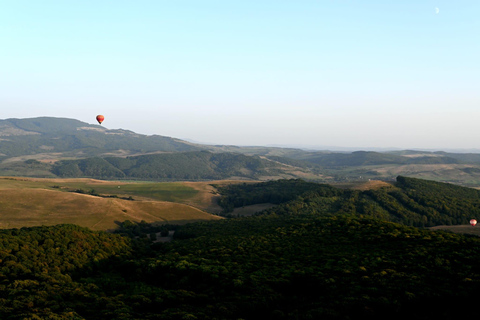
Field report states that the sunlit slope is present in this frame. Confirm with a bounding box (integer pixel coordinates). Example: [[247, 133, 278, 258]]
[[0, 179, 222, 230]]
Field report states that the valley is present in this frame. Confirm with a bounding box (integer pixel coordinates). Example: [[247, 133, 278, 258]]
[[2, 117, 480, 318]]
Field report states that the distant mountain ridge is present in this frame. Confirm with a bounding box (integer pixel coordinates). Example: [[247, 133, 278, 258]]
[[0, 117, 320, 180], [0, 117, 199, 159], [3, 117, 480, 184], [1, 117, 476, 165]]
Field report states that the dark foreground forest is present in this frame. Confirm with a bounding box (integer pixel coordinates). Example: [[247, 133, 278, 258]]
[[1, 177, 480, 319]]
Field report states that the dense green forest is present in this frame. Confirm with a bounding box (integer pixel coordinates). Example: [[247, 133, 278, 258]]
[[1, 177, 480, 318], [218, 177, 480, 227], [52, 151, 278, 180], [214, 179, 340, 213], [1, 215, 480, 318]]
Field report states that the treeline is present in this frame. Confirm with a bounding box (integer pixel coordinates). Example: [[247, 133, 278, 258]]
[[114, 220, 177, 238], [52, 151, 276, 180], [0, 225, 132, 318], [217, 176, 480, 227], [1, 215, 480, 319], [68, 187, 134, 200], [215, 179, 341, 213]]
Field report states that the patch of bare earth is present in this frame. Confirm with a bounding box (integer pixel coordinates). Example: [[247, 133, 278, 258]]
[[350, 180, 394, 191], [429, 225, 480, 236], [331, 180, 393, 190]]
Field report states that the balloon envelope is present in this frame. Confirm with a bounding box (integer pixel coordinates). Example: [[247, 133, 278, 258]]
[[470, 219, 477, 226], [96, 115, 104, 124]]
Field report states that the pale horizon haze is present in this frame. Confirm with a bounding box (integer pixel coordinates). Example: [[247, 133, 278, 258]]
[[1, 1, 479, 150]]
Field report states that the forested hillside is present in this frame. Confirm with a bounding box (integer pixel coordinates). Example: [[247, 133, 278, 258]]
[[218, 177, 480, 227], [1, 209, 480, 318], [0, 117, 198, 159], [52, 151, 281, 180], [214, 179, 339, 212]]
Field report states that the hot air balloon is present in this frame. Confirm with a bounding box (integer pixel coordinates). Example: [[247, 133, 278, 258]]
[[96, 115, 105, 125], [470, 219, 477, 226]]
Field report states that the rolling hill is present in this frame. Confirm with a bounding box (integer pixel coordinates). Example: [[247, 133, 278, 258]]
[[0, 117, 321, 181], [52, 151, 280, 180], [0, 177, 222, 230], [0, 117, 199, 160], [3, 117, 480, 186], [216, 176, 480, 227]]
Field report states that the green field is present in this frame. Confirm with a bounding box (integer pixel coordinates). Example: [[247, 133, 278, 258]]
[[0, 177, 225, 230], [0, 177, 213, 205], [52, 181, 199, 202]]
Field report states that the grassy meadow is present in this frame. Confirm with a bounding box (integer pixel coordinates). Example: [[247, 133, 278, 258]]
[[0, 177, 225, 230]]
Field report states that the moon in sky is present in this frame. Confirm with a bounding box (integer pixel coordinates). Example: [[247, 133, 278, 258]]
[[435, 7, 440, 14]]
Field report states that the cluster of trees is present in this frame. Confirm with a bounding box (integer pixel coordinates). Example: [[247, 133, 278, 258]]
[[217, 176, 480, 227], [169, 214, 480, 319], [215, 179, 340, 213], [52, 151, 276, 180], [68, 188, 134, 200], [114, 220, 175, 238], [1, 215, 480, 318], [0, 225, 132, 318]]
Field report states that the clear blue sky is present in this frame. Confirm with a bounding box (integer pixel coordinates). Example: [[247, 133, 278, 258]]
[[1, 1, 479, 150]]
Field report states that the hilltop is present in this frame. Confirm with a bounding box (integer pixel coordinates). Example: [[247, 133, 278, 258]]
[[0, 117, 198, 160]]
